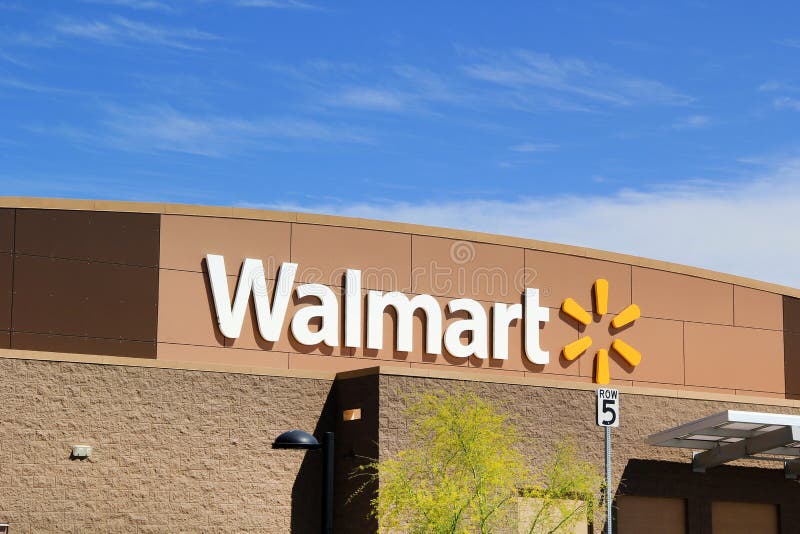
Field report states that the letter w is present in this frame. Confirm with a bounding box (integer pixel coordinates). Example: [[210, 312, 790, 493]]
[[206, 254, 297, 341]]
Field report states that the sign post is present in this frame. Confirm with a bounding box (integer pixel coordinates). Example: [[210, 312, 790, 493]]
[[596, 388, 619, 534]]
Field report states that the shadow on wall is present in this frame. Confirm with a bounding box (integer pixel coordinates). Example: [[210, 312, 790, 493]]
[[783, 296, 800, 399], [615, 458, 800, 533], [290, 387, 334, 533], [290, 375, 380, 534]]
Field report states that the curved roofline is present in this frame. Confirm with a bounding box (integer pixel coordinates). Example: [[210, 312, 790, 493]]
[[2, 196, 797, 298]]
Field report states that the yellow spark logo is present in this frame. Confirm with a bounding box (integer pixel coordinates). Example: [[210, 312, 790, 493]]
[[560, 279, 642, 385]]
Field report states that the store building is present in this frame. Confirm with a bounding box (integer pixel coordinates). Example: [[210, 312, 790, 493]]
[[0, 197, 798, 532]]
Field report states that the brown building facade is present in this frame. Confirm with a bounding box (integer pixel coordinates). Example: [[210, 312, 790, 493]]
[[0, 197, 798, 532]]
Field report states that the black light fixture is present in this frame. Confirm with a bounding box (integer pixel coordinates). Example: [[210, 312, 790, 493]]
[[273, 430, 321, 449], [273, 430, 334, 534]]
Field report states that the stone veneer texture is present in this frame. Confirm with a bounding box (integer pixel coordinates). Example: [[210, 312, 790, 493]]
[[377, 375, 800, 533], [3, 358, 800, 532], [0, 357, 332, 533]]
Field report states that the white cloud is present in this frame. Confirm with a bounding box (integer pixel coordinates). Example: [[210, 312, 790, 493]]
[[461, 49, 692, 108], [54, 16, 219, 50], [392, 65, 466, 105], [276, 51, 691, 118], [509, 142, 559, 153], [234, 0, 317, 8], [0, 170, 231, 203], [777, 38, 800, 49], [759, 80, 785, 92], [0, 51, 31, 68], [672, 114, 712, 130], [321, 67, 466, 114], [31, 104, 372, 156], [244, 161, 800, 288], [79, 0, 174, 11], [0, 76, 67, 93], [774, 97, 800, 111], [2, 30, 60, 48], [332, 88, 408, 111], [74, 0, 319, 11]]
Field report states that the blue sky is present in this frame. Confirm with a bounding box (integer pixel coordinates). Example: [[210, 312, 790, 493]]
[[2, 1, 800, 286]]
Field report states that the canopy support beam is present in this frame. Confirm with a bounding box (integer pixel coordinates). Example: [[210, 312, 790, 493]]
[[785, 459, 800, 480], [692, 426, 800, 473]]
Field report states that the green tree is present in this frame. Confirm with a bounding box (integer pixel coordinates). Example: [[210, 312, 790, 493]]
[[354, 390, 602, 533], [520, 441, 604, 533], [361, 390, 526, 533]]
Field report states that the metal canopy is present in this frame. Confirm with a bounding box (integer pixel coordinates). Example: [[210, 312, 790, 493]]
[[646, 410, 800, 478]]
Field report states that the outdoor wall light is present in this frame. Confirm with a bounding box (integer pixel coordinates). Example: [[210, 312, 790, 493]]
[[70, 444, 91, 459], [273, 430, 334, 534], [342, 408, 361, 421]]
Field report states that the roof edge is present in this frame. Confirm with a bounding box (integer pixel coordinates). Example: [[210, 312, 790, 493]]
[[1, 196, 797, 297]]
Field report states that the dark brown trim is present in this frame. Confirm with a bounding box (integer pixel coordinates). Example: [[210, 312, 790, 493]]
[[8, 209, 161, 359], [784, 296, 800, 398], [617, 460, 798, 533]]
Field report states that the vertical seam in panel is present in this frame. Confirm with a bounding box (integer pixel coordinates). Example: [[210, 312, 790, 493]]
[[629, 264, 633, 308], [731, 284, 735, 327], [8, 208, 16, 343], [408, 233, 413, 293], [682, 321, 686, 386], [289, 222, 293, 262], [783, 296, 790, 398], [153, 213, 162, 357], [523, 244, 526, 284]]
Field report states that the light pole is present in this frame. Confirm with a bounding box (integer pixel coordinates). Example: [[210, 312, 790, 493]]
[[273, 430, 334, 534]]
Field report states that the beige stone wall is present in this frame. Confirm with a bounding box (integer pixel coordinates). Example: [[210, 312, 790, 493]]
[[377, 374, 800, 532], [1, 356, 800, 532], [0, 357, 333, 533], [378, 371, 800, 477]]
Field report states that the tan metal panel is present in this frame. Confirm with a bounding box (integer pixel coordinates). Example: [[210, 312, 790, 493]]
[[157, 269, 226, 347], [411, 235, 524, 302], [525, 249, 632, 313], [734, 285, 783, 330], [633, 267, 733, 324], [157, 342, 289, 368], [711, 501, 777, 534], [159, 214, 291, 276], [608, 316, 684, 385], [617, 496, 686, 534], [289, 352, 411, 373], [685, 322, 785, 393], [291, 223, 411, 291]]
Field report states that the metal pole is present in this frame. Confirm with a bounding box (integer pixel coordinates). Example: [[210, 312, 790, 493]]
[[605, 425, 612, 534], [321, 432, 334, 534]]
